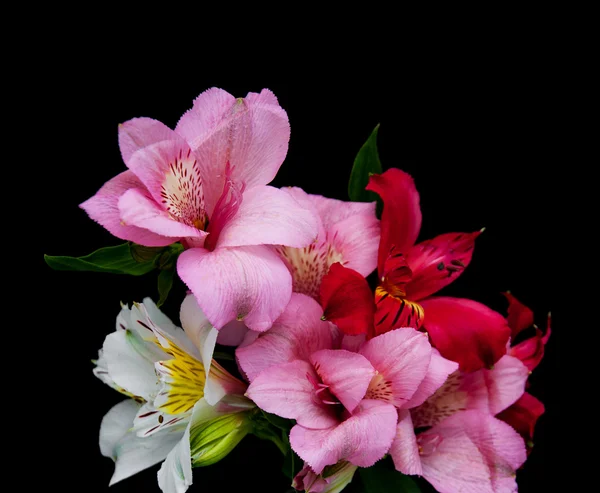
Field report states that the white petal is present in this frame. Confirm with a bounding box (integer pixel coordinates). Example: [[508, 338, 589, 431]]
[[157, 421, 193, 493], [103, 329, 166, 400], [100, 400, 185, 486], [180, 294, 221, 405]]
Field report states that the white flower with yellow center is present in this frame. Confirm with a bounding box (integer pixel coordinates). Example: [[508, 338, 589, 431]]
[[95, 295, 253, 493]]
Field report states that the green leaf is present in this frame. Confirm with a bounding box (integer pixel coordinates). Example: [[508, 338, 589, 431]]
[[359, 458, 422, 493], [348, 124, 383, 203], [156, 268, 175, 307], [44, 243, 160, 275]]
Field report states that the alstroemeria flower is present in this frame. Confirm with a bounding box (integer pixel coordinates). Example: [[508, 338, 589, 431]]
[[81, 88, 319, 332], [95, 296, 253, 493], [277, 188, 379, 299], [292, 461, 358, 493], [239, 294, 457, 474], [321, 168, 511, 371]]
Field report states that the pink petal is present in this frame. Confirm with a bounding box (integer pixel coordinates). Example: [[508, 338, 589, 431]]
[[290, 399, 398, 474], [310, 349, 376, 413], [177, 245, 292, 332], [246, 360, 338, 429], [217, 320, 249, 347], [401, 349, 459, 409], [497, 392, 545, 445], [412, 355, 528, 428], [365, 169, 422, 276], [359, 328, 432, 407], [118, 188, 207, 240], [418, 410, 526, 493], [118, 117, 178, 165], [79, 171, 173, 247], [320, 263, 375, 337], [421, 297, 511, 372], [341, 334, 367, 353], [215, 185, 318, 249], [390, 409, 422, 475], [236, 293, 334, 382], [502, 292, 535, 339], [176, 88, 290, 210], [405, 231, 481, 301]]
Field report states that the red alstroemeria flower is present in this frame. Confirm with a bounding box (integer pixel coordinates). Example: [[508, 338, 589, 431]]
[[321, 168, 511, 372]]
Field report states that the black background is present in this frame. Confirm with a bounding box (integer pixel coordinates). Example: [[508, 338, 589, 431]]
[[37, 65, 557, 492]]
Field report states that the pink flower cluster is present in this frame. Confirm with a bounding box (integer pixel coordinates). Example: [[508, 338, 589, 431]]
[[83, 88, 549, 493]]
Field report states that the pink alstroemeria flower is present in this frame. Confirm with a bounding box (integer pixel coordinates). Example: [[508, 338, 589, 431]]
[[238, 294, 457, 474], [277, 188, 380, 300], [321, 168, 511, 371], [81, 88, 318, 332]]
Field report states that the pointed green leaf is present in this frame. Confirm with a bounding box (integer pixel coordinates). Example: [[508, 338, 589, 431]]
[[348, 124, 383, 203], [44, 243, 161, 275], [359, 458, 422, 493], [156, 268, 176, 307]]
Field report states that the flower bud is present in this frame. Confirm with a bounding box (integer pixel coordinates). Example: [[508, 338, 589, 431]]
[[190, 411, 252, 467], [292, 461, 358, 493]]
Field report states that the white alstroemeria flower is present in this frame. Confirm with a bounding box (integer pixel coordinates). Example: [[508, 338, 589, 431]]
[[95, 295, 253, 493]]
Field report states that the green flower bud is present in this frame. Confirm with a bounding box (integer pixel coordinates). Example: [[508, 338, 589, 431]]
[[190, 411, 252, 467]]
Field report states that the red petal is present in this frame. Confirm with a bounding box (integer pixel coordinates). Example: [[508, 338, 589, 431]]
[[320, 263, 374, 336], [366, 169, 422, 276], [374, 288, 424, 335], [502, 292, 535, 339], [405, 231, 481, 301], [497, 392, 545, 446], [509, 326, 551, 371], [420, 297, 511, 372]]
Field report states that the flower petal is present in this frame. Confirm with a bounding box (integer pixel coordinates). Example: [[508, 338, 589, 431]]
[[497, 392, 545, 445], [119, 188, 207, 240], [360, 328, 432, 407], [215, 185, 318, 249], [405, 231, 481, 301], [246, 359, 338, 429], [157, 420, 193, 493], [216, 320, 249, 346], [366, 169, 422, 275], [509, 326, 550, 371], [100, 400, 184, 486], [310, 349, 376, 413], [412, 355, 529, 428], [289, 399, 398, 474], [401, 349, 459, 409], [118, 117, 178, 165], [177, 245, 292, 332], [79, 171, 174, 246], [418, 410, 526, 493], [320, 263, 375, 336], [236, 293, 334, 382], [421, 297, 511, 372], [502, 292, 535, 339], [390, 409, 422, 475]]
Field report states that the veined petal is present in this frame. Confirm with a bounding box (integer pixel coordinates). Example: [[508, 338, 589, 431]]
[[390, 409, 422, 475], [405, 231, 481, 301], [100, 400, 184, 486], [360, 328, 432, 407], [320, 263, 375, 337], [176, 88, 290, 210], [421, 297, 511, 372], [79, 171, 173, 247], [374, 289, 424, 334], [412, 355, 529, 428], [119, 188, 207, 240], [215, 185, 318, 249], [502, 292, 535, 339], [401, 349, 459, 409], [497, 392, 545, 445], [418, 411, 526, 493], [246, 359, 339, 429], [118, 117, 178, 165], [366, 169, 422, 276], [177, 245, 292, 332], [157, 419, 193, 493], [289, 399, 398, 474], [236, 293, 335, 382], [310, 350, 376, 413]]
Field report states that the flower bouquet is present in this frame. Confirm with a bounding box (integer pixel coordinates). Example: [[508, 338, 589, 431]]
[[45, 88, 550, 493]]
